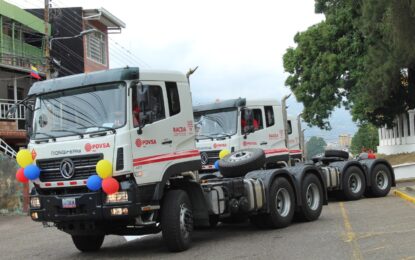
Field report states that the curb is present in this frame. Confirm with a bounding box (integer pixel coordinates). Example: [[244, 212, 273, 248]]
[[394, 190, 415, 204]]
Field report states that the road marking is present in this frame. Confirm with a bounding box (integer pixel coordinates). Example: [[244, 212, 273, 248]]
[[339, 202, 363, 260], [394, 190, 415, 204]]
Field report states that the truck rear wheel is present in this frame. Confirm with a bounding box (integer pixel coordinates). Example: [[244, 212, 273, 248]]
[[71, 235, 104, 252], [297, 174, 323, 221], [367, 164, 392, 197], [265, 177, 295, 228], [342, 166, 366, 200], [161, 190, 193, 252], [219, 149, 265, 177]]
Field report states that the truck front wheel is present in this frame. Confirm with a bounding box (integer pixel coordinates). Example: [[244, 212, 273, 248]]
[[297, 174, 323, 221], [266, 177, 295, 228], [342, 166, 366, 200], [71, 235, 104, 252], [161, 190, 193, 252]]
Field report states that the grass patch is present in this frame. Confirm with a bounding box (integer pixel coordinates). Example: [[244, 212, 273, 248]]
[[377, 152, 415, 166]]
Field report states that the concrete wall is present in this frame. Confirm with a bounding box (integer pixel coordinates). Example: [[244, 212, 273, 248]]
[[0, 153, 26, 214], [393, 163, 415, 181]]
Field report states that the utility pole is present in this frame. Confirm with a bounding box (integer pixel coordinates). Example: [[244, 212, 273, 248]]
[[44, 0, 50, 79]]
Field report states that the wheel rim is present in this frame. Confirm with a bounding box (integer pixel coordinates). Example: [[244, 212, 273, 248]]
[[228, 151, 253, 162], [179, 204, 193, 240], [348, 173, 362, 193], [306, 183, 320, 210], [375, 170, 389, 190], [275, 188, 291, 217]]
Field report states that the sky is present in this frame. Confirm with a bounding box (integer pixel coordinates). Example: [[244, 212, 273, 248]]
[[10, 0, 358, 142]]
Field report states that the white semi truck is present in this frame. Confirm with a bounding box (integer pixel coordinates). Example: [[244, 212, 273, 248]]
[[21, 67, 329, 253], [193, 98, 395, 200]]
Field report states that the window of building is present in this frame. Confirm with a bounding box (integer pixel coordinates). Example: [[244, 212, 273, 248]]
[[86, 28, 107, 65], [132, 84, 165, 127], [264, 106, 274, 127], [166, 81, 180, 116]]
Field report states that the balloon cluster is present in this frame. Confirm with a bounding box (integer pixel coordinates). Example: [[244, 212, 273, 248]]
[[15, 150, 40, 183], [214, 149, 230, 170], [86, 159, 119, 195]]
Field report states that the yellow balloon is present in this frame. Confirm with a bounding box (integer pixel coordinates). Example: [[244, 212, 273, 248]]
[[96, 160, 113, 179], [219, 149, 231, 159], [16, 149, 33, 168]]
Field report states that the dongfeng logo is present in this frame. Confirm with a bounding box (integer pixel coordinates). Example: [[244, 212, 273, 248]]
[[60, 158, 75, 179], [200, 152, 209, 165]]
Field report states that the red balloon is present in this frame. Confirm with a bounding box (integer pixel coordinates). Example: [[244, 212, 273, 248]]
[[16, 168, 28, 183], [102, 177, 119, 195]]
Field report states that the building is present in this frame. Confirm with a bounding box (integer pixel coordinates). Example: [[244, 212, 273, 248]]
[[0, 0, 50, 150], [378, 110, 415, 155], [27, 7, 125, 77], [339, 134, 352, 148]]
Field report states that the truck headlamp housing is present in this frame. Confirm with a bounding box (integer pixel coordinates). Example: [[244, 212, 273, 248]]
[[106, 191, 129, 204], [30, 197, 41, 208]]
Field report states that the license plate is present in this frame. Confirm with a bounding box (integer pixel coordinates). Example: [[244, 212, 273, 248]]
[[62, 198, 77, 209]]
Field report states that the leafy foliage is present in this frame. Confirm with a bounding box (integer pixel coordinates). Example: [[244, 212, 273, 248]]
[[306, 136, 327, 160], [283, 0, 415, 129], [350, 123, 379, 155]]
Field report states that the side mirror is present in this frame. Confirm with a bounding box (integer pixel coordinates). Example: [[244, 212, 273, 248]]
[[5, 105, 17, 119], [241, 108, 255, 135], [25, 108, 34, 136]]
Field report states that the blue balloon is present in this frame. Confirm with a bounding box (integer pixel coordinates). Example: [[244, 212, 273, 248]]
[[214, 160, 220, 170], [24, 165, 40, 180], [87, 175, 102, 191]]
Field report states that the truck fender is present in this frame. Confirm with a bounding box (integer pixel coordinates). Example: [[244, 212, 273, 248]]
[[327, 160, 367, 190], [357, 159, 396, 187]]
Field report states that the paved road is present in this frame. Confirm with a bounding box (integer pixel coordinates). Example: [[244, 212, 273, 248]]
[[1, 193, 415, 260]]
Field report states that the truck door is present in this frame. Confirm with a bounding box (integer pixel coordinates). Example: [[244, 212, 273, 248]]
[[240, 107, 265, 150], [130, 81, 175, 185], [264, 105, 286, 150]]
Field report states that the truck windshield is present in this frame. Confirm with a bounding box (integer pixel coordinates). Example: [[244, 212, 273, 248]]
[[194, 108, 238, 139], [32, 83, 126, 139]]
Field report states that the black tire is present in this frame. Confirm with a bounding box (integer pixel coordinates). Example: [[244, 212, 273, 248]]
[[325, 150, 349, 159], [342, 166, 366, 200], [296, 174, 323, 221], [367, 164, 392, 197], [219, 149, 265, 178], [264, 177, 295, 228], [161, 190, 193, 252], [71, 235, 104, 252]]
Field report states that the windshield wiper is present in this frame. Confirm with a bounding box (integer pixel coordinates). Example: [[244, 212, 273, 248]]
[[77, 126, 116, 134], [34, 132, 56, 141], [51, 129, 84, 138]]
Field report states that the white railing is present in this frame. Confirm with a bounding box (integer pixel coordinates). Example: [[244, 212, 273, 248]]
[[0, 99, 26, 120], [378, 110, 415, 154], [0, 138, 17, 158]]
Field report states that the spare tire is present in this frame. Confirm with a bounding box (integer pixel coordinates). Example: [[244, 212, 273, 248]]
[[219, 149, 265, 178], [324, 150, 349, 159]]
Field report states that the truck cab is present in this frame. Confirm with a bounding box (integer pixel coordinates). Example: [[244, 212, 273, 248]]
[[194, 98, 289, 171]]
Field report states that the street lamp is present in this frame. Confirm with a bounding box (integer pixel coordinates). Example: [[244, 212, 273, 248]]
[[49, 29, 98, 50]]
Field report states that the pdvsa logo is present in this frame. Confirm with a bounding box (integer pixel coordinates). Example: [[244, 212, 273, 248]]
[[243, 141, 257, 146], [135, 138, 157, 148], [173, 127, 187, 136], [213, 143, 227, 149], [85, 143, 110, 152]]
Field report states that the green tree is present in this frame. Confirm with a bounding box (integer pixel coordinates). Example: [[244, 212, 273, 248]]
[[283, 0, 415, 129], [306, 136, 327, 160], [350, 123, 379, 155]]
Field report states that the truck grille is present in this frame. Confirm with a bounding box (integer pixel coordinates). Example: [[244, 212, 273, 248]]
[[200, 150, 220, 165], [37, 154, 103, 182]]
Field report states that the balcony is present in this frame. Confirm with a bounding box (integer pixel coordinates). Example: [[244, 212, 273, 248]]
[[0, 99, 26, 141]]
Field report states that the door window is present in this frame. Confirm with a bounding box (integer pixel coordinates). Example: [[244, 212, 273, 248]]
[[252, 109, 263, 130], [132, 84, 165, 128], [264, 106, 274, 127]]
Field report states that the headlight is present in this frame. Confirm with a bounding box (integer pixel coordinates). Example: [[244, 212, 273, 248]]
[[106, 191, 129, 203], [30, 197, 41, 208]]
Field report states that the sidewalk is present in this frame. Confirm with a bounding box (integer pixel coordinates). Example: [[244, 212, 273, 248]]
[[394, 180, 415, 204]]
